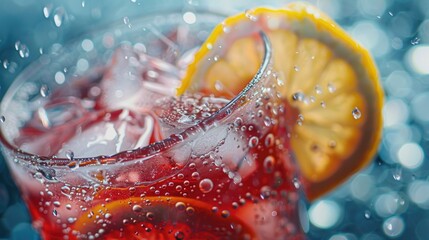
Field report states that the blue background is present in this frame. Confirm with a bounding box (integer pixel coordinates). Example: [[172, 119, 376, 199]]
[[1, 0, 429, 239]]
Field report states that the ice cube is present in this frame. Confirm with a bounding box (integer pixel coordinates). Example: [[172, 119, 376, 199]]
[[57, 109, 162, 158], [99, 44, 181, 111], [16, 97, 88, 156]]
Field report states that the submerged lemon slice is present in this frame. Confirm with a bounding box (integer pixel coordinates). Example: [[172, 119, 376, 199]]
[[74, 197, 255, 239], [178, 2, 383, 200]]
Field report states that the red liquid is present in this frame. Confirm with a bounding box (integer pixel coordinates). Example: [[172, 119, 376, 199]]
[[10, 45, 305, 239]]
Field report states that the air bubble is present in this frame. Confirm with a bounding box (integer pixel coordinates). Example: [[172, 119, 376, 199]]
[[260, 186, 271, 199], [132, 205, 142, 212], [248, 136, 259, 148], [352, 107, 362, 119], [264, 156, 275, 173], [191, 172, 200, 180], [234, 117, 243, 127], [175, 202, 186, 211], [146, 212, 154, 220], [221, 210, 230, 218], [265, 133, 274, 147], [175, 231, 185, 240], [293, 178, 301, 189], [199, 178, 214, 193]]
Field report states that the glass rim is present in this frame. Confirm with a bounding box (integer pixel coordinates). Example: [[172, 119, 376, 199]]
[[0, 14, 272, 168]]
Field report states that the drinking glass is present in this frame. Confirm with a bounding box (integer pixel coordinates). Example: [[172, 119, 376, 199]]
[[0, 9, 304, 240]]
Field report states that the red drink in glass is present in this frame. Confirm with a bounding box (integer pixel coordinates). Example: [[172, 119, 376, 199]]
[[0, 11, 304, 239]]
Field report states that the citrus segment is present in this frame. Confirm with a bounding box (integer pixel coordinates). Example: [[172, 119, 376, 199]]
[[178, 2, 383, 200], [73, 196, 255, 239]]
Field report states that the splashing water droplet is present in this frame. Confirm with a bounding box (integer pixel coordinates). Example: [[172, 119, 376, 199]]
[[53, 8, 65, 27], [393, 167, 402, 181], [411, 37, 421, 45], [352, 107, 362, 119], [43, 4, 52, 18], [364, 210, 371, 219], [40, 85, 50, 97]]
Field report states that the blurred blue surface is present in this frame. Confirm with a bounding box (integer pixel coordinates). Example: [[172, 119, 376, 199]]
[[1, 0, 429, 239]]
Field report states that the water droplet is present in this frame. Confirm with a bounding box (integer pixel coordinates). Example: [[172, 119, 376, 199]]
[[352, 107, 362, 119], [0, 116, 5, 122], [43, 4, 52, 18], [52, 209, 58, 216], [67, 217, 76, 224], [293, 178, 301, 189], [65, 150, 74, 160], [53, 8, 65, 27], [388, 11, 393, 16], [264, 116, 272, 126], [123, 16, 130, 25], [199, 178, 214, 193], [411, 37, 421, 45], [320, 101, 326, 108], [292, 92, 305, 102], [81, 1, 86, 7], [393, 167, 402, 181], [244, 9, 258, 21], [40, 84, 50, 97], [248, 136, 259, 148], [294, 65, 300, 72], [364, 210, 371, 219], [327, 83, 336, 93], [222, 22, 230, 33], [16, 43, 29, 58], [61, 185, 70, 194], [206, 43, 213, 50], [104, 213, 112, 219], [264, 156, 275, 173], [65, 204, 72, 210], [314, 85, 322, 94]]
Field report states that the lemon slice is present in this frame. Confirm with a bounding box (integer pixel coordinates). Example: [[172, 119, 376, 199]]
[[178, 2, 383, 200]]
